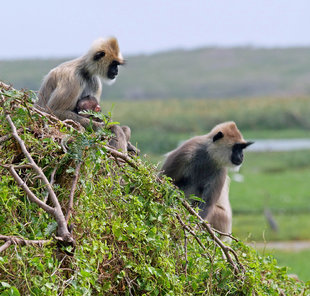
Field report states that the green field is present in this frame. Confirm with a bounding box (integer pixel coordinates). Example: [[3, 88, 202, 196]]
[[269, 249, 310, 282]]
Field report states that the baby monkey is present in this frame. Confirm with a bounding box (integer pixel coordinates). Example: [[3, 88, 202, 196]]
[[75, 95, 101, 115]]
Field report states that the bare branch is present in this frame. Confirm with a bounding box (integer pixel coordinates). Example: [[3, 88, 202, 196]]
[[7, 165, 55, 214], [5, 114, 73, 242], [183, 228, 188, 276], [0, 241, 11, 253], [0, 128, 23, 145], [65, 162, 82, 223], [0, 81, 11, 89], [0, 235, 51, 253], [44, 165, 58, 203], [178, 198, 245, 274], [211, 228, 239, 242], [104, 146, 138, 170], [176, 214, 212, 262]]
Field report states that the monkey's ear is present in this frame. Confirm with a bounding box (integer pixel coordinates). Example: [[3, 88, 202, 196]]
[[94, 51, 105, 61], [213, 131, 224, 142], [107, 37, 120, 52]]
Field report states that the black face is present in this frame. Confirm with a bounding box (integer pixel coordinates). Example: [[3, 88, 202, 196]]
[[107, 60, 120, 79], [231, 142, 254, 165]]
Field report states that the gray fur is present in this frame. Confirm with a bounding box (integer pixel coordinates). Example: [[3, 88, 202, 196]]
[[161, 122, 251, 241], [161, 138, 226, 220]]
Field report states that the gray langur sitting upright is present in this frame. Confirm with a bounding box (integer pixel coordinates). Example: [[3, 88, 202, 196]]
[[36, 37, 124, 131], [160, 121, 253, 241]]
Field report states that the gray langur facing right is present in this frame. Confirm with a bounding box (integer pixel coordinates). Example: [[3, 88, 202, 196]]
[[160, 121, 253, 241], [36, 37, 124, 131]]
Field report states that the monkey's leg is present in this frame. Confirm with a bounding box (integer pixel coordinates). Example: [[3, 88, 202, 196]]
[[207, 205, 232, 243], [109, 125, 128, 152], [120, 125, 140, 155]]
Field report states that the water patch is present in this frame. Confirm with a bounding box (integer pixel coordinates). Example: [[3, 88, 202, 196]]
[[247, 139, 310, 152]]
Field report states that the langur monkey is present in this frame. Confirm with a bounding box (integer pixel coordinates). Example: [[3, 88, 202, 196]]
[[161, 121, 253, 241], [36, 37, 124, 131]]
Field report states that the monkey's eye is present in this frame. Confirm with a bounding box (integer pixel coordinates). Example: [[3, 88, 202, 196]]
[[213, 131, 224, 142], [94, 51, 105, 61]]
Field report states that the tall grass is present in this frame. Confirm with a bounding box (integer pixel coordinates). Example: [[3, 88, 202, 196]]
[[104, 96, 310, 154]]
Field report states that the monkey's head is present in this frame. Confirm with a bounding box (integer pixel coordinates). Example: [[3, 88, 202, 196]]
[[86, 37, 124, 83], [208, 121, 253, 168], [76, 96, 101, 113]]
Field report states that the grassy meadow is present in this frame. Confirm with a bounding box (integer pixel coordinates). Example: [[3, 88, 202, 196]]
[[104, 96, 310, 280]]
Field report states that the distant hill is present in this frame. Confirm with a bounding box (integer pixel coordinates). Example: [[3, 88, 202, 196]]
[[1, 47, 310, 99]]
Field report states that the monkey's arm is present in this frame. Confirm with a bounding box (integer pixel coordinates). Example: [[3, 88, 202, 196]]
[[46, 77, 104, 131], [161, 149, 191, 182], [198, 172, 226, 220]]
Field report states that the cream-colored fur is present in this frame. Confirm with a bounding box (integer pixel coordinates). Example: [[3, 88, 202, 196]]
[[36, 37, 123, 131]]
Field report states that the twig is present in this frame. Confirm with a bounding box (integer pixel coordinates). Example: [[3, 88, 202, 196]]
[[0, 235, 51, 253], [183, 228, 188, 275], [6, 165, 55, 214], [44, 165, 58, 203], [124, 275, 134, 296], [0, 81, 11, 89], [176, 214, 212, 262], [0, 164, 32, 170], [0, 134, 11, 144], [65, 162, 82, 223], [211, 228, 239, 242], [0, 128, 23, 145], [5, 114, 73, 243], [0, 241, 12, 253], [104, 146, 138, 170], [178, 198, 245, 274]]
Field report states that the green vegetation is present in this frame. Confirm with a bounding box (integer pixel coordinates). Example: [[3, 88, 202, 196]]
[[270, 249, 310, 282], [1, 86, 309, 295], [105, 96, 310, 272], [2, 47, 310, 100]]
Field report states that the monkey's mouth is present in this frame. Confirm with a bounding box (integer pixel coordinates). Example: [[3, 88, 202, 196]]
[[107, 68, 118, 79], [107, 73, 117, 79]]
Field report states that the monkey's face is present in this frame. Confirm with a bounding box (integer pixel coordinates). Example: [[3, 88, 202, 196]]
[[209, 129, 253, 168], [107, 60, 121, 80], [231, 142, 253, 165], [89, 37, 124, 82]]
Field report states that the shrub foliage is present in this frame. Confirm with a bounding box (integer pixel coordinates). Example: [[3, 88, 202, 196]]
[[0, 84, 308, 295]]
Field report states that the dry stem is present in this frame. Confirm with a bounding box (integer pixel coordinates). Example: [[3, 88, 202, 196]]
[[176, 214, 212, 262], [179, 198, 245, 274], [0, 235, 51, 253], [65, 161, 82, 223], [5, 114, 73, 243], [104, 146, 138, 170]]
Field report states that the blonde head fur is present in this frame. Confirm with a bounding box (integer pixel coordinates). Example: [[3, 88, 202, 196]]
[[84, 37, 124, 80]]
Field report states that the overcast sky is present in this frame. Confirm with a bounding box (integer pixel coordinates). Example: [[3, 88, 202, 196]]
[[1, 0, 309, 59]]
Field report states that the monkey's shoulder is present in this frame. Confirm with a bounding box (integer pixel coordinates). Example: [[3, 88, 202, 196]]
[[175, 136, 211, 159]]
